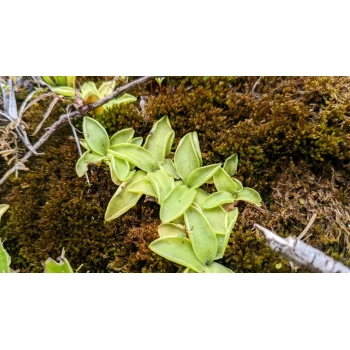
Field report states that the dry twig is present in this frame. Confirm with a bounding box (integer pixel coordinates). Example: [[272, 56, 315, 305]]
[[254, 223, 350, 273]]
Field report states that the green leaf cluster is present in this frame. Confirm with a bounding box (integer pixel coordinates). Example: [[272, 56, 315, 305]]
[[76, 116, 262, 272], [42, 76, 76, 98], [79, 80, 136, 116]]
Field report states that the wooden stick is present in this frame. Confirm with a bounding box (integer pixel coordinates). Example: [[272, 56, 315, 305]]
[[254, 223, 350, 273]]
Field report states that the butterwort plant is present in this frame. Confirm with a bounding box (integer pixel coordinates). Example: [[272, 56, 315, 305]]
[[75, 115, 262, 272]]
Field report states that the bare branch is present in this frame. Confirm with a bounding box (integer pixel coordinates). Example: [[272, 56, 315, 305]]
[[0, 76, 153, 186], [254, 223, 350, 273]]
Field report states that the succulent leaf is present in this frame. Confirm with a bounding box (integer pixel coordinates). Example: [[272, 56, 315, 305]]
[[144, 116, 175, 164], [44, 256, 74, 273], [53, 76, 67, 86], [147, 169, 174, 205], [0, 204, 9, 223], [109, 144, 158, 172], [80, 82, 101, 100], [216, 208, 239, 259], [174, 133, 201, 183], [98, 81, 116, 97], [76, 151, 105, 177], [130, 137, 143, 146], [52, 86, 75, 98], [235, 187, 262, 206], [149, 237, 206, 272], [128, 176, 157, 197], [160, 185, 197, 223], [0, 239, 11, 273], [66, 76, 76, 88], [184, 205, 218, 266], [42, 76, 56, 86], [202, 206, 227, 235], [203, 191, 236, 209], [205, 262, 233, 273], [105, 171, 146, 221], [110, 156, 131, 182], [83, 117, 110, 156], [110, 128, 135, 146], [186, 163, 221, 189], [160, 159, 180, 179], [158, 223, 186, 238], [191, 131, 203, 166], [104, 93, 137, 108], [213, 167, 243, 193], [223, 153, 238, 176]]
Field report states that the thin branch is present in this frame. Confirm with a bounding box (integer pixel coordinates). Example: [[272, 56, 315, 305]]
[[254, 223, 350, 273], [0, 76, 153, 186]]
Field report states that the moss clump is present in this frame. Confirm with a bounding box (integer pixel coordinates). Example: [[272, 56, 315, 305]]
[[1, 76, 349, 272]]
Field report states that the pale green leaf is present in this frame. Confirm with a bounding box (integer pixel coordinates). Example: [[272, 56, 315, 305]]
[[203, 206, 227, 235], [160, 185, 197, 223], [110, 156, 131, 182], [235, 187, 262, 206], [193, 188, 210, 207], [216, 208, 239, 259], [215, 234, 226, 260], [108, 161, 121, 186], [149, 237, 206, 272], [128, 176, 157, 197], [203, 191, 235, 209], [158, 223, 186, 238], [223, 153, 238, 176], [110, 128, 135, 146], [79, 140, 90, 151], [205, 262, 233, 273], [155, 77, 165, 86], [165, 131, 175, 157], [144, 116, 175, 163], [187, 163, 222, 189], [83, 117, 110, 156], [66, 76, 76, 89], [0, 204, 9, 223], [54, 76, 67, 86], [192, 190, 227, 234], [109, 144, 158, 172], [80, 82, 101, 100], [76, 151, 105, 177], [183, 267, 196, 273], [225, 208, 239, 232], [42, 76, 56, 86], [214, 167, 243, 193], [147, 170, 174, 205], [52, 86, 75, 98], [130, 137, 143, 146], [192, 131, 202, 166], [0, 239, 11, 273], [98, 81, 116, 97], [44, 257, 74, 273], [184, 206, 218, 265], [105, 171, 146, 221], [174, 133, 201, 183], [160, 159, 180, 179], [104, 93, 137, 108]]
